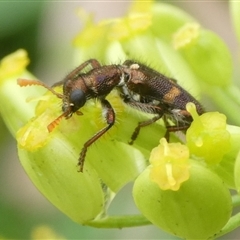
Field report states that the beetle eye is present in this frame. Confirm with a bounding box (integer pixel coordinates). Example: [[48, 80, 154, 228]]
[[69, 89, 86, 112]]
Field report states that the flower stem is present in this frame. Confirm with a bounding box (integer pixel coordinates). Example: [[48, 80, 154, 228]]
[[85, 215, 151, 228], [208, 85, 240, 125], [226, 85, 240, 106], [232, 194, 240, 208], [212, 212, 240, 239]]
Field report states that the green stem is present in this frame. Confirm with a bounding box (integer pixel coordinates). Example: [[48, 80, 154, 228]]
[[229, 1, 240, 45], [212, 212, 240, 238], [225, 85, 240, 106], [232, 194, 240, 208], [85, 215, 152, 228]]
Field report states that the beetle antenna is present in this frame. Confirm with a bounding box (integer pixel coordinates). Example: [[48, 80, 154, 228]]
[[47, 111, 69, 132], [17, 78, 63, 99]]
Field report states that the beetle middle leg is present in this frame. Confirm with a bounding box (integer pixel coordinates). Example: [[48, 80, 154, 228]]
[[129, 115, 163, 145], [121, 97, 164, 145]]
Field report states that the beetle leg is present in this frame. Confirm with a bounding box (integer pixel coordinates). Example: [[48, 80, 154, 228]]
[[165, 124, 189, 141], [121, 96, 164, 144], [78, 98, 115, 172], [52, 59, 102, 87], [129, 114, 162, 145]]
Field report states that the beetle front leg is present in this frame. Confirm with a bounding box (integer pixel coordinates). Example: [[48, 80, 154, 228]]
[[78, 98, 115, 172]]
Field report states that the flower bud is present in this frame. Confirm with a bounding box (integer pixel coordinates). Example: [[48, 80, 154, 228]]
[[214, 125, 240, 188], [0, 49, 45, 135], [186, 102, 231, 165], [173, 23, 232, 87], [133, 161, 232, 239]]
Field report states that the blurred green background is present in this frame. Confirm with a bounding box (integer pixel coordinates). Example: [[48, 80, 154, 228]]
[[0, 1, 239, 239]]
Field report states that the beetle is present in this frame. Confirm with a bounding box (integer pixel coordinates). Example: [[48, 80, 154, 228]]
[[18, 59, 204, 172]]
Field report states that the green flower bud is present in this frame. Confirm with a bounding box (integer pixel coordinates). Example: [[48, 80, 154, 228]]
[[133, 161, 232, 239], [214, 125, 240, 189], [18, 137, 106, 223], [0, 49, 45, 135], [173, 23, 233, 87], [151, 3, 194, 41], [186, 102, 231, 165]]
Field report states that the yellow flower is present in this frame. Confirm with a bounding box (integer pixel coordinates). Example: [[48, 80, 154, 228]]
[[31, 225, 65, 240], [173, 22, 200, 49], [149, 138, 190, 191], [0, 49, 29, 81]]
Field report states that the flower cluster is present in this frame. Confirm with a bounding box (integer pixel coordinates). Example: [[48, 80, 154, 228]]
[[1, 1, 240, 239]]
